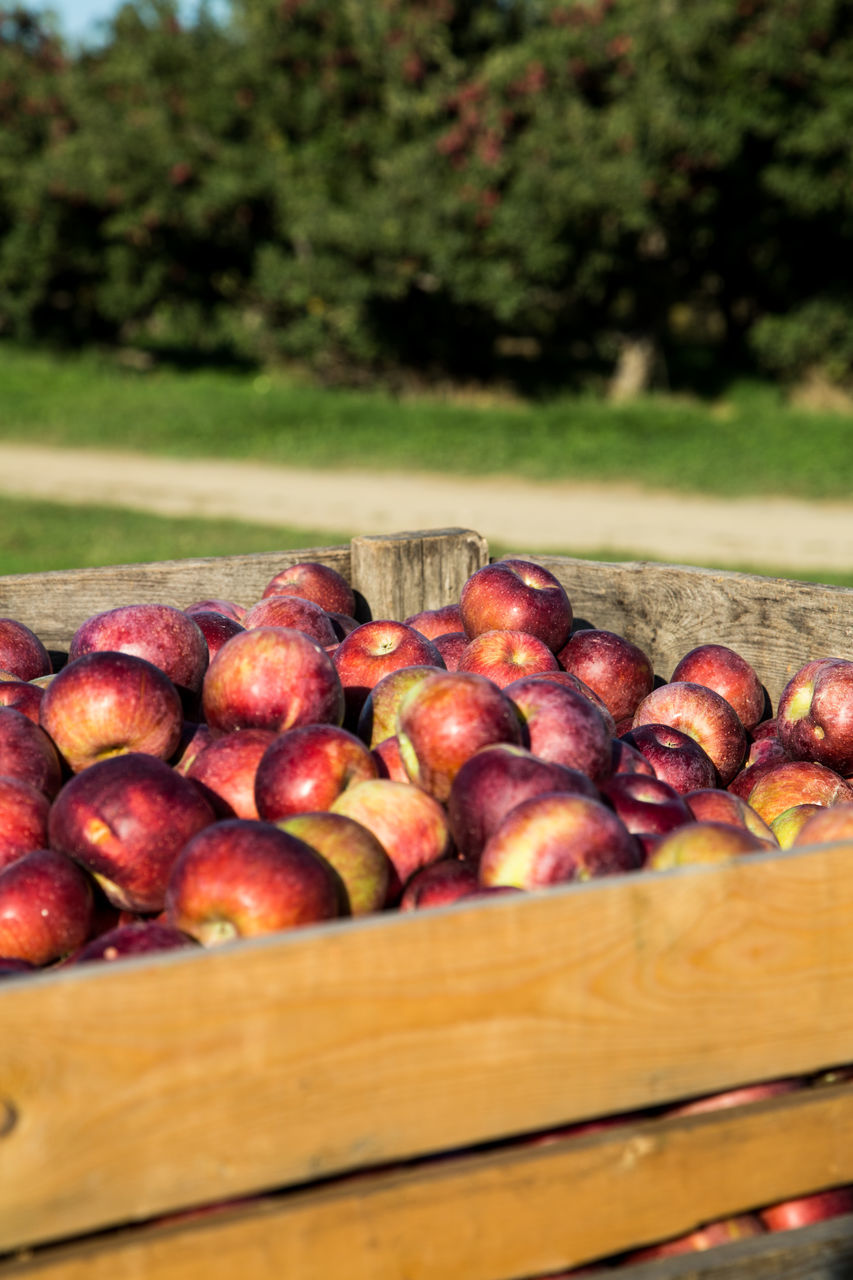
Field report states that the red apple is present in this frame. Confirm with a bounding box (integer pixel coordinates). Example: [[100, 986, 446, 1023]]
[[185, 598, 246, 623], [669, 1077, 802, 1118], [0, 617, 52, 682], [0, 848, 95, 966], [0, 680, 44, 724], [610, 737, 656, 777], [332, 621, 445, 724], [371, 734, 410, 783], [0, 706, 63, 798], [448, 743, 599, 863], [670, 643, 767, 732], [599, 773, 693, 847], [431, 632, 469, 672], [776, 658, 853, 774], [0, 776, 51, 871], [69, 603, 209, 707], [73, 919, 199, 964], [0, 957, 36, 978], [745, 731, 788, 771], [261, 561, 356, 618], [330, 778, 453, 902], [504, 676, 614, 786], [356, 664, 444, 748], [460, 559, 573, 653], [646, 820, 770, 870], [241, 595, 339, 648], [165, 818, 343, 943], [457, 629, 560, 688], [744, 759, 853, 826], [49, 752, 217, 912], [684, 788, 777, 845], [186, 728, 278, 819], [633, 682, 747, 786], [171, 721, 216, 777], [790, 801, 853, 848], [189, 610, 245, 661], [557, 628, 655, 725], [277, 811, 393, 916], [620, 723, 717, 794], [254, 724, 378, 821], [202, 627, 344, 735], [39, 650, 184, 774], [404, 603, 465, 640], [761, 1186, 853, 1233], [327, 612, 360, 643], [524, 669, 617, 729], [396, 670, 525, 802], [399, 858, 480, 910], [479, 793, 641, 890]]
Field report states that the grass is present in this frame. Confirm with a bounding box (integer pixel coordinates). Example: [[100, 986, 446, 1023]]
[[2, 343, 853, 501]]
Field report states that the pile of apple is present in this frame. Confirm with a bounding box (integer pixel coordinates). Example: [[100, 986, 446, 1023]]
[[3, 553, 853, 1255]]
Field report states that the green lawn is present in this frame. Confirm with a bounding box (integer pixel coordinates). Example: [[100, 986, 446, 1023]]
[[2, 343, 852, 501]]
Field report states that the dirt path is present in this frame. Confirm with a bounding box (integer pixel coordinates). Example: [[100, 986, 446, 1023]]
[[1, 442, 851, 573]]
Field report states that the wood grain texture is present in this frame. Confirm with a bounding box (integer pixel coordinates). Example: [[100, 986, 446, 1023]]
[[0, 546, 352, 652], [3, 1087, 853, 1280], [517, 555, 853, 710], [350, 527, 488, 621], [3, 842, 853, 1255]]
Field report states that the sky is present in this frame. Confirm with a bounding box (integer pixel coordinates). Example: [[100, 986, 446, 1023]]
[[37, 0, 228, 47]]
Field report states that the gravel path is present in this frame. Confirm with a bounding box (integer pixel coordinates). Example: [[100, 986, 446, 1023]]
[[0, 442, 851, 573]]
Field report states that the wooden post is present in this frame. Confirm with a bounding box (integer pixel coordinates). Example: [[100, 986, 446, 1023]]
[[349, 528, 488, 621]]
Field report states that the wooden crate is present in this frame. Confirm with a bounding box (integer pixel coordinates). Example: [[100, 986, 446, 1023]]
[[2, 527, 853, 1279]]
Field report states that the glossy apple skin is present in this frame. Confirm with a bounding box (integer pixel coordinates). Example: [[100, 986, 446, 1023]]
[[505, 676, 614, 786], [404, 604, 465, 640], [171, 721, 216, 777], [0, 617, 52, 682], [186, 728, 277, 819], [330, 778, 453, 904], [72, 919, 199, 964], [396, 670, 524, 803], [261, 562, 356, 618], [202, 627, 344, 735], [0, 706, 63, 798], [188, 610, 245, 662], [241, 595, 339, 648], [356, 664, 444, 748], [479, 793, 642, 890], [626, 1214, 765, 1261], [457, 629, 560, 688], [460, 559, 573, 653], [633, 681, 747, 787], [448, 743, 599, 863], [399, 858, 481, 911], [254, 724, 378, 821], [744, 759, 853, 826], [432, 632, 470, 672], [0, 776, 51, 871], [332, 621, 445, 724], [670, 643, 767, 732], [185, 598, 247, 623], [276, 811, 392, 916], [557, 628, 654, 725], [646, 820, 770, 870], [165, 818, 343, 943], [49, 752, 217, 913], [0, 680, 44, 724], [0, 848, 95, 966], [777, 658, 853, 774], [790, 801, 853, 847], [599, 773, 693, 845], [760, 1186, 853, 1233], [684, 788, 777, 845], [39, 650, 184, 774], [621, 724, 719, 796], [69, 603, 209, 705]]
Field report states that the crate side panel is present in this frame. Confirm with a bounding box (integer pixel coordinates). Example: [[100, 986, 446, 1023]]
[[3, 843, 853, 1253]]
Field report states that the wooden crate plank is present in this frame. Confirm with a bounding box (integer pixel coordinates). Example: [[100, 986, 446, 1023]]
[[3, 842, 853, 1253], [350, 527, 488, 621], [522, 555, 853, 710], [3, 1086, 853, 1280]]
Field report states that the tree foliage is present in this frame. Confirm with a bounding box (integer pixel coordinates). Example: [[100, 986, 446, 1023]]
[[1, 0, 852, 390]]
